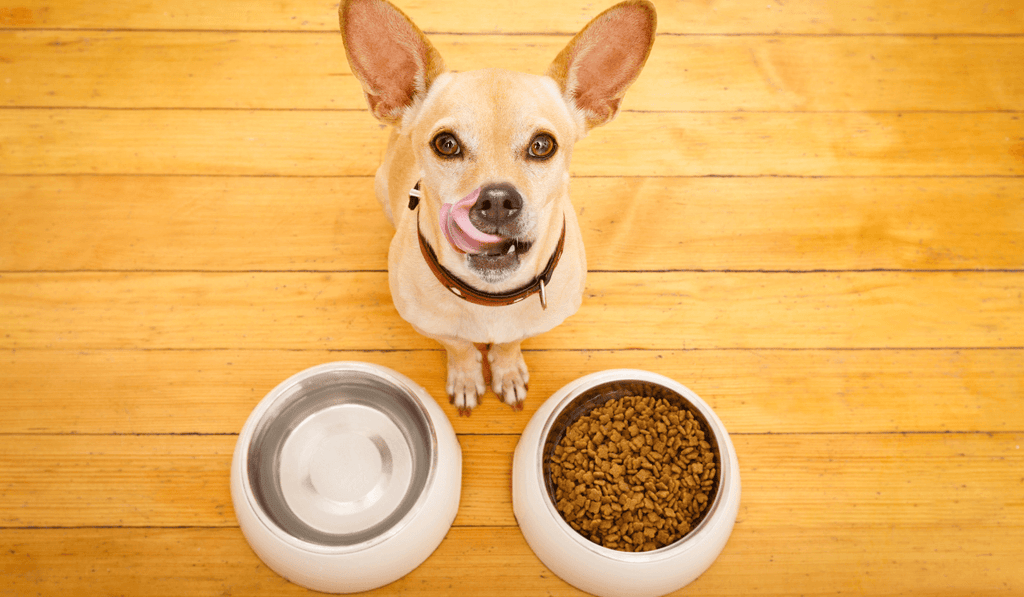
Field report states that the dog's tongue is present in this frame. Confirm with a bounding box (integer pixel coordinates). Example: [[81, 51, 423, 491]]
[[440, 188, 506, 254]]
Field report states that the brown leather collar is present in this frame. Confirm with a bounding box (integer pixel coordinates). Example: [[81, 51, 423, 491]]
[[417, 214, 566, 309]]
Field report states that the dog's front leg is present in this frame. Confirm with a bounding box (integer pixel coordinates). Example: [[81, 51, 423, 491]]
[[439, 337, 487, 416], [488, 341, 528, 411]]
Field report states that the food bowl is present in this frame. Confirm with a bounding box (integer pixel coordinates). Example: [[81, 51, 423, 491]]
[[231, 362, 461, 593], [512, 369, 740, 597]]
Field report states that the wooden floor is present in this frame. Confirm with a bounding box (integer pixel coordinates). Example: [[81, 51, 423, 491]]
[[2, 0, 1023, 595]]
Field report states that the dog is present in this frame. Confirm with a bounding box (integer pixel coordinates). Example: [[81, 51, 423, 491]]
[[339, 0, 656, 415]]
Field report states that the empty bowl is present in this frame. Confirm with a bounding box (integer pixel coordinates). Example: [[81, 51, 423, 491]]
[[231, 362, 461, 593], [512, 369, 740, 597]]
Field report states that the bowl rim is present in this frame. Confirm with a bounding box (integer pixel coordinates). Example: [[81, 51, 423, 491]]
[[531, 368, 736, 564], [235, 361, 444, 555]]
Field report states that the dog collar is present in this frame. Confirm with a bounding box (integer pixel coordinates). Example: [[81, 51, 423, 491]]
[[410, 183, 565, 309]]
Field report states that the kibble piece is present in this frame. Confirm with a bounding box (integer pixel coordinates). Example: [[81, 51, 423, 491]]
[[546, 394, 719, 552]]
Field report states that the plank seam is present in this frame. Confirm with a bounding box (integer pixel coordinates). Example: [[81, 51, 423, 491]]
[[3, 173, 1023, 179], [0, 525, 237, 530], [0, 524, 523, 530], [1, 430, 1020, 437], [3, 27, 1024, 37], [2, 106, 1023, 115], [2, 268, 1021, 274], [1, 346, 1021, 352]]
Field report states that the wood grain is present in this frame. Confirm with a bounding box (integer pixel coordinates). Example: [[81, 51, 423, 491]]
[[2, 434, 1021, 595], [2, 525, 1021, 596], [4, 32, 1024, 112], [2, 0, 1022, 593], [3, 0, 1022, 34], [3, 176, 1022, 272], [3, 525, 1019, 596], [1, 271, 1021, 351], [3, 110, 1024, 177], [2, 433, 1020, 529], [2, 348, 1022, 436]]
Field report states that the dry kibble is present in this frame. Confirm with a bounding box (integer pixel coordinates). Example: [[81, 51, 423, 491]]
[[546, 395, 718, 552]]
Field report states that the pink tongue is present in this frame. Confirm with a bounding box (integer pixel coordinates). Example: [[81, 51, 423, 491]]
[[439, 188, 505, 254]]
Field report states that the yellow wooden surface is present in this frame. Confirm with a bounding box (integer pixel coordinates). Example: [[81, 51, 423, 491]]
[[3, 176, 1023, 271], [3, 271, 1022, 350], [4, 349, 1022, 435], [3, 0, 1023, 33], [3, 433, 1023, 529], [4, 111, 1024, 177], [2, 0, 1023, 595], [5, 33, 1024, 111]]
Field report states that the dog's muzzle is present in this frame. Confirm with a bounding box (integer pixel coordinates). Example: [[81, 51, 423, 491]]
[[410, 182, 565, 309], [439, 187, 506, 254]]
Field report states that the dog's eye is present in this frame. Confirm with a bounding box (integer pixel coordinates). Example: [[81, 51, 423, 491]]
[[432, 132, 462, 158], [528, 133, 557, 160]]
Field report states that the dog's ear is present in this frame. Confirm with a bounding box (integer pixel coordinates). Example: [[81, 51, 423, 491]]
[[547, 0, 657, 130], [339, 0, 446, 125]]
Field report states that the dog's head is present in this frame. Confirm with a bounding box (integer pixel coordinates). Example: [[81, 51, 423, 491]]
[[340, 0, 656, 286]]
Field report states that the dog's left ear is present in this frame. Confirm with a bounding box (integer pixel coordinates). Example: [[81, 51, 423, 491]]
[[339, 0, 446, 125], [547, 0, 657, 130]]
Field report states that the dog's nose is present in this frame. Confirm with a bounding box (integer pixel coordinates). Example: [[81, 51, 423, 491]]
[[470, 183, 523, 229]]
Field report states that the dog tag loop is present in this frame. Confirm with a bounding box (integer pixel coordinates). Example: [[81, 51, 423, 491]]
[[539, 279, 547, 309], [408, 182, 422, 211]]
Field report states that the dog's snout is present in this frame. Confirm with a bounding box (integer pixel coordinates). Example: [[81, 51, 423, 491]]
[[470, 183, 523, 229]]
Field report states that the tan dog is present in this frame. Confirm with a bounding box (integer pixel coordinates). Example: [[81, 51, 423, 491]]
[[339, 0, 656, 415]]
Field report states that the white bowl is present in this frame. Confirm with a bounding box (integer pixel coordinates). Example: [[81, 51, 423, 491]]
[[513, 369, 740, 597], [231, 362, 461, 593]]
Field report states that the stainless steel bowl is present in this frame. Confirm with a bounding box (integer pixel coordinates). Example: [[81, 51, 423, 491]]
[[513, 369, 740, 597], [231, 362, 461, 593]]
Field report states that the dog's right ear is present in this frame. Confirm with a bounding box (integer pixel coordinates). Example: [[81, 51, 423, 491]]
[[339, 0, 446, 125]]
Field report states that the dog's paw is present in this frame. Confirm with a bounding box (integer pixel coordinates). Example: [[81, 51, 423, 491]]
[[445, 347, 486, 417], [489, 342, 529, 411], [447, 376, 484, 416]]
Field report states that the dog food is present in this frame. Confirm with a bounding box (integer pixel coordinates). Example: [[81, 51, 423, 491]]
[[547, 395, 717, 552]]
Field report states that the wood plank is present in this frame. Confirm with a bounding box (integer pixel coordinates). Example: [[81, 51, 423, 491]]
[[1, 526, 1021, 596], [4, 176, 1023, 272], [3, 0, 1022, 34], [2, 433, 1021, 530], [0, 109, 385, 177], [3, 110, 1024, 177], [5, 32, 1024, 112], [0, 31, 367, 111], [1, 1, 1020, 597], [2, 434, 1021, 595], [1, 271, 1021, 351], [0, 435, 234, 528], [2, 348, 1022, 435], [2, 525, 1019, 596], [0, 176, 392, 271]]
